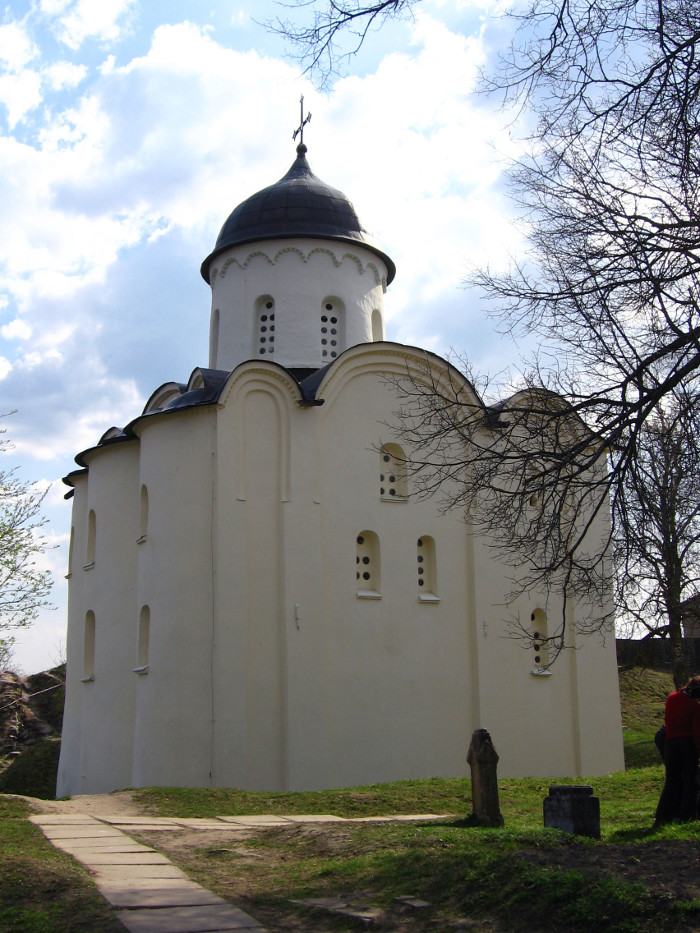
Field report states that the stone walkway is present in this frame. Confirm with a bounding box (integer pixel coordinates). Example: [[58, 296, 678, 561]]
[[30, 811, 446, 932]]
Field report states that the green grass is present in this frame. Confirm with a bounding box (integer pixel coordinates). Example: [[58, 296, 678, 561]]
[[0, 798, 123, 932], [134, 768, 665, 837], [133, 777, 471, 819], [144, 798, 699, 933], [619, 667, 673, 769]]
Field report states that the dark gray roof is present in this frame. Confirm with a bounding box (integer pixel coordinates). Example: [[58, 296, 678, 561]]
[[201, 144, 395, 284]]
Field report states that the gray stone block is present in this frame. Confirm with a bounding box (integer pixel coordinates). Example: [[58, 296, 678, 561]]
[[543, 785, 600, 838]]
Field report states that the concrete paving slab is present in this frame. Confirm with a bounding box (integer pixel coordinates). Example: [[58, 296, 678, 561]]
[[40, 826, 126, 840], [115, 904, 265, 932], [74, 852, 173, 866], [217, 815, 292, 826], [170, 819, 244, 829], [348, 815, 395, 822], [282, 814, 347, 823], [33, 812, 269, 931], [58, 842, 155, 856], [97, 817, 179, 825], [347, 813, 449, 822], [29, 814, 97, 825], [389, 813, 447, 821], [45, 835, 141, 849], [91, 864, 191, 880], [96, 879, 228, 909]]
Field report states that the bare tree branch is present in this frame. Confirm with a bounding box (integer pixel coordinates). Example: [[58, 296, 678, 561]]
[[262, 0, 416, 85]]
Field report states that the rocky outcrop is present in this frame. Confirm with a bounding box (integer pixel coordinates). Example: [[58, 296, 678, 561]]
[[0, 666, 65, 769]]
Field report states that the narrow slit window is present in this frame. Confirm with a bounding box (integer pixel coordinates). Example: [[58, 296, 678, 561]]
[[320, 298, 344, 360], [256, 296, 275, 357], [531, 608, 550, 671], [210, 308, 220, 366], [67, 526, 74, 578], [138, 485, 149, 542], [379, 444, 407, 499], [417, 536, 438, 600], [85, 509, 96, 568], [136, 605, 150, 672], [83, 611, 95, 681], [356, 531, 381, 597]]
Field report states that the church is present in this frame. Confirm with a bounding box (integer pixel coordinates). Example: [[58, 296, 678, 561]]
[[57, 129, 624, 796]]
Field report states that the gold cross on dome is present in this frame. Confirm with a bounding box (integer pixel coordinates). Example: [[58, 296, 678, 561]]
[[292, 95, 312, 145]]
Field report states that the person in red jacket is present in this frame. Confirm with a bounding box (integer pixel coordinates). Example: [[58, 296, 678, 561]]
[[655, 675, 700, 824]]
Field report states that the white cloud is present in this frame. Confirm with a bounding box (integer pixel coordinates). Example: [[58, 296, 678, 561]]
[[39, 0, 73, 15], [0, 22, 38, 71], [0, 357, 12, 380], [53, 0, 137, 50], [44, 61, 88, 90], [1, 319, 32, 340], [0, 70, 43, 127]]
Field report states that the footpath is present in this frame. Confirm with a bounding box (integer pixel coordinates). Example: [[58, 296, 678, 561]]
[[30, 810, 444, 933]]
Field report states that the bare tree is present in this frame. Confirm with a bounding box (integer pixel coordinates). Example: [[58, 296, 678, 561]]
[[272, 0, 700, 660], [468, 0, 700, 655], [614, 387, 700, 687], [264, 0, 417, 85], [0, 421, 53, 669], [385, 352, 614, 664]]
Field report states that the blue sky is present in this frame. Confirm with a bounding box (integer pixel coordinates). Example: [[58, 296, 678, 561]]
[[1, 0, 529, 672]]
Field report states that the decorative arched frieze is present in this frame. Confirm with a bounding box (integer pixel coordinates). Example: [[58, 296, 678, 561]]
[[213, 244, 386, 288]]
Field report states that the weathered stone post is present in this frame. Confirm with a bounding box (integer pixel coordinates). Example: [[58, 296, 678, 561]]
[[466, 728, 504, 827]]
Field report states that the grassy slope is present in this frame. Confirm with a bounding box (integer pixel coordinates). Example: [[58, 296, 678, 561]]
[[133, 767, 694, 933], [0, 798, 124, 933], [618, 667, 673, 768], [0, 667, 692, 933]]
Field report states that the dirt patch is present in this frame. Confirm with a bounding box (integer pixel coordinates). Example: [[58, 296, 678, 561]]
[[520, 838, 700, 901], [135, 826, 259, 858], [12, 790, 147, 817]]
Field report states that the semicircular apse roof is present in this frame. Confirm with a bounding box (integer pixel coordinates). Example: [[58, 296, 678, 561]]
[[201, 144, 396, 284]]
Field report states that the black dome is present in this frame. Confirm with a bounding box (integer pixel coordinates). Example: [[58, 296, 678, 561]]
[[201, 144, 395, 284]]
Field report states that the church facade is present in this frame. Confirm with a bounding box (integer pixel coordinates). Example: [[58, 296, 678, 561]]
[[57, 142, 624, 796]]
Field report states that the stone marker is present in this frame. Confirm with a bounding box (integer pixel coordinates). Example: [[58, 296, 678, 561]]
[[543, 785, 600, 838], [466, 728, 504, 827]]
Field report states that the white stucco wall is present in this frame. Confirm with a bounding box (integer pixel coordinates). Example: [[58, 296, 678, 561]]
[[57, 441, 140, 796], [130, 408, 217, 788], [207, 238, 387, 371], [59, 344, 624, 796]]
